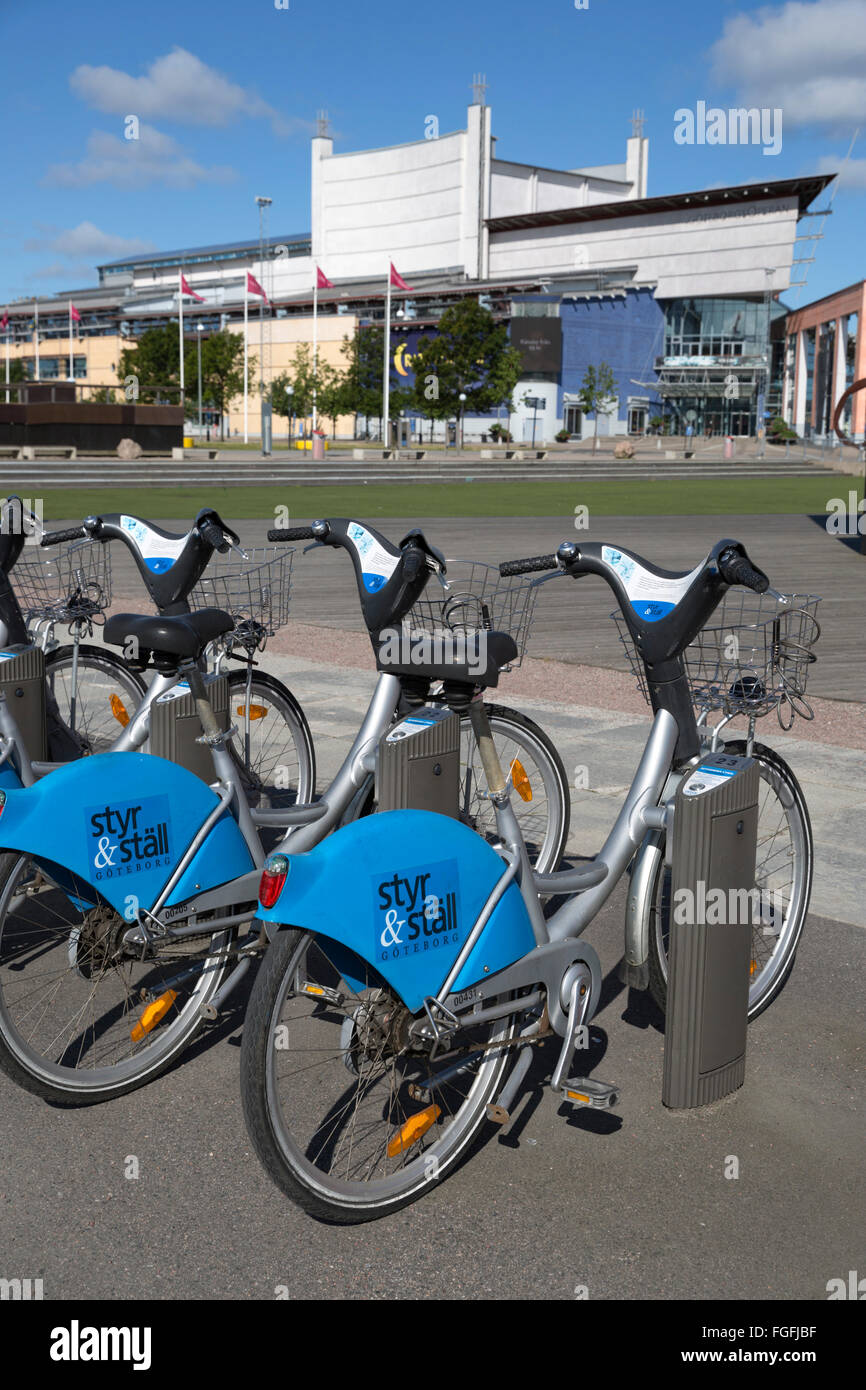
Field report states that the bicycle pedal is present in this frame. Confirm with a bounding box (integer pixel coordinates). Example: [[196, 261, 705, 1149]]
[[558, 1077, 619, 1110]]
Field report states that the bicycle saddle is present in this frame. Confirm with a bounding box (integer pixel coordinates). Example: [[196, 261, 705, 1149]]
[[376, 629, 518, 687], [104, 609, 233, 659]]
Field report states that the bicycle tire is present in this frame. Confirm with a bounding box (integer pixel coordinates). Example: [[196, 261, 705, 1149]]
[[0, 850, 236, 1104], [225, 669, 316, 828], [458, 704, 570, 874], [44, 645, 147, 759], [646, 740, 813, 1021], [240, 926, 515, 1223]]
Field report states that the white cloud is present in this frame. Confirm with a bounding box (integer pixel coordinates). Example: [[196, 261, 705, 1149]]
[[25, 221, 156, 260], [43, 124, 236, 189], [69, 47, 305, 138], [709, 0, 866, 132], [29, 262, 96, 283], [816, 154, 866, 188]]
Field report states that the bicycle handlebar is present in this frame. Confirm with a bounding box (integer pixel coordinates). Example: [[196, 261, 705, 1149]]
[[499, 554, 558, 577], [198, 517, 230, 554], [40, 526, 90, 547], [717, 546, 769, 593], [268, 526, 319, 542]]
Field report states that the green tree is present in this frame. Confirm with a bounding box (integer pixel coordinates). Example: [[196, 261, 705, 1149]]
[[198, 331, 250, 440], [414, 299, 522, 441], [316, 360, 350, 438], [271, 373, 295, 441], [577, 361, 618, 451], [118, 326, 179, 404], [341, 325, 385, 436], [2, 358, 28, 401]]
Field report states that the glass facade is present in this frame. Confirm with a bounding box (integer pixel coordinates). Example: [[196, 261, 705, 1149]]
[[656, 296, 781, 435]]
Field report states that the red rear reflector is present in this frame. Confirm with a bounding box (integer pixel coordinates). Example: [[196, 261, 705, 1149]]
[[259, 854, 289, 909]]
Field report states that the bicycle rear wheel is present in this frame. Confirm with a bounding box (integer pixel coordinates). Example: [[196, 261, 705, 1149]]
[[0, 852, 235, 1104], [241, 927, 515, 1223]]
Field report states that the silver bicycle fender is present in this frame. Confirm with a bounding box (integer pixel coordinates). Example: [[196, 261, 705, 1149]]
[[622, 828, 664, 989]]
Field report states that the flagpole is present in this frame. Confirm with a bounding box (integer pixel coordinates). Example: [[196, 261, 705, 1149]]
[[312, 278, 318, 434], [68, 302, 73, 382], [178, 269, 185, 417], [243, 278, 249, 444], [382, 264, 391, 447], [4, 314, 9, 405], [34, 300, 40, 381]]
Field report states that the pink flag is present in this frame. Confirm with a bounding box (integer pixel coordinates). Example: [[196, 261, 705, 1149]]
[[69, 303, 81, 322], [316, 266, 334, 290], [0, 312, 8, 331], [180, 274, 205, 302], [389, 263, 413, 291], [247, 271, 269, 304]]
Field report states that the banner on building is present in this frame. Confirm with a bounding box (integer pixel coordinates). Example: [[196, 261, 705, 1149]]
[[511, 319, 563, 373]]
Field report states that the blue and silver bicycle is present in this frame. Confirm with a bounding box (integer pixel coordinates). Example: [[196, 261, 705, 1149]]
[[238, 537, 818, 1223]]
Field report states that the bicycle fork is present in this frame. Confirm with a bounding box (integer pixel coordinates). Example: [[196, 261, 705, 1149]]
[[469, 698, 620, 1122]]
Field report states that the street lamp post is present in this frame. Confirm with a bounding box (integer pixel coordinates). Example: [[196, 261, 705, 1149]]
[[459, 391, 467, 450], [196, 322, 204, 438], [286, 383, 293, 448]]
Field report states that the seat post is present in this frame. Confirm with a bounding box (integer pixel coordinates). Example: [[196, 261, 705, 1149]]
[[180, 659, 221, 741]]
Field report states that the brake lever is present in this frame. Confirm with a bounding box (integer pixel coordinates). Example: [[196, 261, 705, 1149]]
[[227, 538, 250, 561]]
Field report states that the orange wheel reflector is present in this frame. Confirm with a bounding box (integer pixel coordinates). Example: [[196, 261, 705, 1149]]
[[236, 703, 268, 720], [110, 694, 130, 727], [750, 959, 758, 976], [386, 1104, 441, 1157], [131, 989, 178, 1042], [510, 758, 533, 802]]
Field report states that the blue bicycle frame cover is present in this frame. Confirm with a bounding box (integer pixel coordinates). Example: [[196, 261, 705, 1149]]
[[0, 751, 254, 917], [257, 809, 535, 1014]]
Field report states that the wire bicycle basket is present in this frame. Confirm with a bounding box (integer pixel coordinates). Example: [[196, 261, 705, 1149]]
[[612, 590, 822, 729], [14, 539, 112, 631], [404, 560, 540, 669], [188, 546, 294, 652]]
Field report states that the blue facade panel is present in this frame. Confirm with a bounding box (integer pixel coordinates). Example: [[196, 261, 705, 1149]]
[[558, 288, 664, 422]]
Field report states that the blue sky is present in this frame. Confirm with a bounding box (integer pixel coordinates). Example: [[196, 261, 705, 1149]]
[[1, 0, 864, 308]]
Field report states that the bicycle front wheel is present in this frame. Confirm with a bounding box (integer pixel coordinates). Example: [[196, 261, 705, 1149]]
[[241, 927, 515, 1224], [457, 704, 570, 874], [647, 740, 813, 1021], [0, 852, 234, 1104], [44, 644, 147, 759], [226, 670, 316, 838]]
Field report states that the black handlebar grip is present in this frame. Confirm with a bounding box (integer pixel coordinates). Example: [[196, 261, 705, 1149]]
[[40, 526, 89, 547], [499, 554, 558, 577], [720, 553, 769, 594], [268, 527, 316, 542], [199, 519, 229, 553]]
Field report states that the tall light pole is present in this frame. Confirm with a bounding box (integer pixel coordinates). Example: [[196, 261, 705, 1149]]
[[286, 383, 293, 447], [459, 391, 467, 449], [255, 195, 272, 455], [196, 321, 204, 437]]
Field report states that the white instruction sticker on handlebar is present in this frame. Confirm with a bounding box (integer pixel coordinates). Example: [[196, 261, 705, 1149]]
[[601, 546, 705, 622], [347, 522, 399, 594], [120, 516, 189, 575]]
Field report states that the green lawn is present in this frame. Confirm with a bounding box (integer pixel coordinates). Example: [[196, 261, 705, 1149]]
[[31, 476, 863, 522]]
